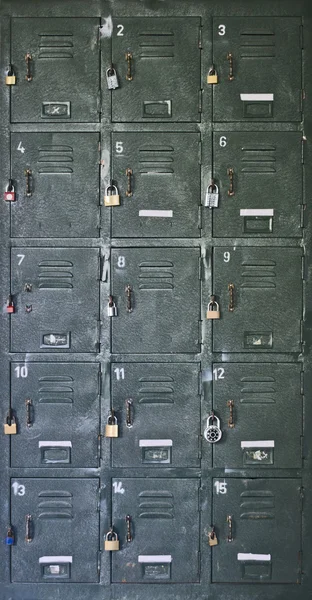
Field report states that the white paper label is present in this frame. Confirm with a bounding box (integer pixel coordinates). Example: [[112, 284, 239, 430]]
[[240, 209, 274, 217], [241, 440, 275, 448], [139, 210, 173, 218], [237, 553, 271, 562], [139, 439, 173, 447], [39, 556, 73, 563], [240, 94, 274, 101], [39, 441, 72, 448], [138, 555, 172, 563]]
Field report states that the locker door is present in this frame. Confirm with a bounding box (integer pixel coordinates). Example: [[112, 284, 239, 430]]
[[111, 18, 201, 122], [212, 247, 302, 352], [11, 18, 100, 122], [210, 363, 302, 468], [11, 133, 100, 238], [212, 479, 301, 583], [10, 248, 99, 352], [211, 132, 302, 238], [212, 17, 302, 122], [11, 478, 99, 582], [111, 132, 201, 238], [111, 363, 200, 467], [111, 248, 201, 353], [11, 363, 100, 468], [111, 478, 200, 582]]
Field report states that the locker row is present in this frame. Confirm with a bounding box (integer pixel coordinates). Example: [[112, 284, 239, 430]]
[[3, 131, 304, 238], [4, 17, 302, 122], [4, 361, 303, 469], [7, 477, 302, 583], [5, 246, 302, 353]]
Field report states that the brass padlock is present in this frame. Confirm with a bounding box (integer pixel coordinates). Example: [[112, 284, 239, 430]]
[[105, 413, 118, 438], [206, 296, 220, 320], [5, 65, 16, 86], [104, 529, 120, 551], [208, 528, 218, 547], [207, 66, 218, 84], [104, 184, 120, 207], [4, 411, 17, 435]]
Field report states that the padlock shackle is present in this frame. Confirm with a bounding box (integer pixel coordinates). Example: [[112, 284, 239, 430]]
[[105, 183, 118, 196], [6, 179, 14, 192]]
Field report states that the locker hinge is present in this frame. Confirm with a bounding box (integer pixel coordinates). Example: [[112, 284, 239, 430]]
[[300, 370, 304, 395], [297, 551, 303, 584], [300, 320, 304, 345], [300, 24, 304, 49], [198, 89, 202, 113], [198, 27, 203, 49], [97, 89, 102, 114], [97, 321, 101, 352], [197, 551, 201, 577], [97, 550, 102, 575], [101, 254, 109, 282], [198, 140, 202, 164], [301, 255, 306, 280], [98, 363, 103, 396], [97, 433, 102, 464], [301, 135, 307, 164], [300, 486, 304, 503], [198, 435, 202, 459], [199, 487, 206, 511], [198, 320, 202, 345], [300, 204, 305, 228], [198, 370, 202, 395]]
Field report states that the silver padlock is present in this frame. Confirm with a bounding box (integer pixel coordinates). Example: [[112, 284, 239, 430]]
[[204, 413, 222, 443], [107, 296, 117, 317], [106, 66, 119, 90], [205, 183, 219, 208]]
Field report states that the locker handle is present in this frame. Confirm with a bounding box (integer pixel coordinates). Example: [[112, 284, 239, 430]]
[[125, 515, 133, 542], [24, 169, 32, 197], [126, 168, 133, 197], [125, 52, 133, 81], [227, 168, 234, 196], [227, 515, 233, 542], [125, 284, 133, 313], [25, 53, 33, 82], [25, 398, 33, 428], [228, 283, 235, 312], [227, 400, 234, 428], [126, 399, 133, 428], [227, 53, 234, 81], [25, 514, 33, 543]]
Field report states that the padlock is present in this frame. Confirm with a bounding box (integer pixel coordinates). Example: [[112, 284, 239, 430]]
[[104, 529, 120, 551], [205, 183, 219, 208], [105, 413, 118, 438], [5, 527, 15, 545], [107, 296, 117, 317], [208, 528, 218, 547], [207, 66, 218, 84], [4, 412, 17, 435], [6, 295, 15, 314], [206, 297, 220, 320], [104, 184, 120, 207], [4, 181, 16, 202], [106, 66, 119, 90], [5, 65, 16, 85], [204, 414, 222, 443]]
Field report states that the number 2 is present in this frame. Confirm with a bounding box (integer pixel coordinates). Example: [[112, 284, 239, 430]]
[[213, 367, 225, 380], [117, 24, 124, 36]]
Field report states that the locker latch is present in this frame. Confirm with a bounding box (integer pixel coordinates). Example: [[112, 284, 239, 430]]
[[25, 53, 33, 82], [125, 52, 133, 81], [125, 515, 133, 543]]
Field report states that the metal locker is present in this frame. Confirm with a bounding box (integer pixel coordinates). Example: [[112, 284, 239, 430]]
[[210, 132, 302, 238], [212, 478, 301, 583], [212, 247, 302, 352], [10, 18, 100, 122], [10, 248, 100, 352], [208, 363, 302, 468], [111, 478, 200, 582], [11, 478, 100, 582], [212, 17, 302, 122], [111, 362, 201, 467], [10, 133, 100, 238], [111, 248, 201, 354], [111, 132, 201, 238], [111, 18, 201, 122], [10, 362, 100, 468]]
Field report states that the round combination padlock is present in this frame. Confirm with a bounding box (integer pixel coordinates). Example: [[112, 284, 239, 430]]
[[204, 414, 222, 443]]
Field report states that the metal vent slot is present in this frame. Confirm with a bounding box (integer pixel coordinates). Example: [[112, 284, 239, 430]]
[[241, 146, 276, 174], [240, 492, 275, 519], [138, 491, 174, 519], [240, 376, 276, 403], [38, 145, 73, 174], [139, 262, 174, 291], [139, 32, 174, 58], [38, 261, 73, 290], [38, 375, 74, 403], [139, 146, 174, 174], [38, 490, 72, 497], [240, 30, 275, 58], [241, 263, 276, 289], [39, 34, 73, 59]]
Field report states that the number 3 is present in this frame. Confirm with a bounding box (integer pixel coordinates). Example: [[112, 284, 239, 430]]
[[218, 24, 226, 36]]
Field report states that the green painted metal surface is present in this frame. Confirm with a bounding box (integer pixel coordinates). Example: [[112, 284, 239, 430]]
[[0, 1, 311, 599]]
